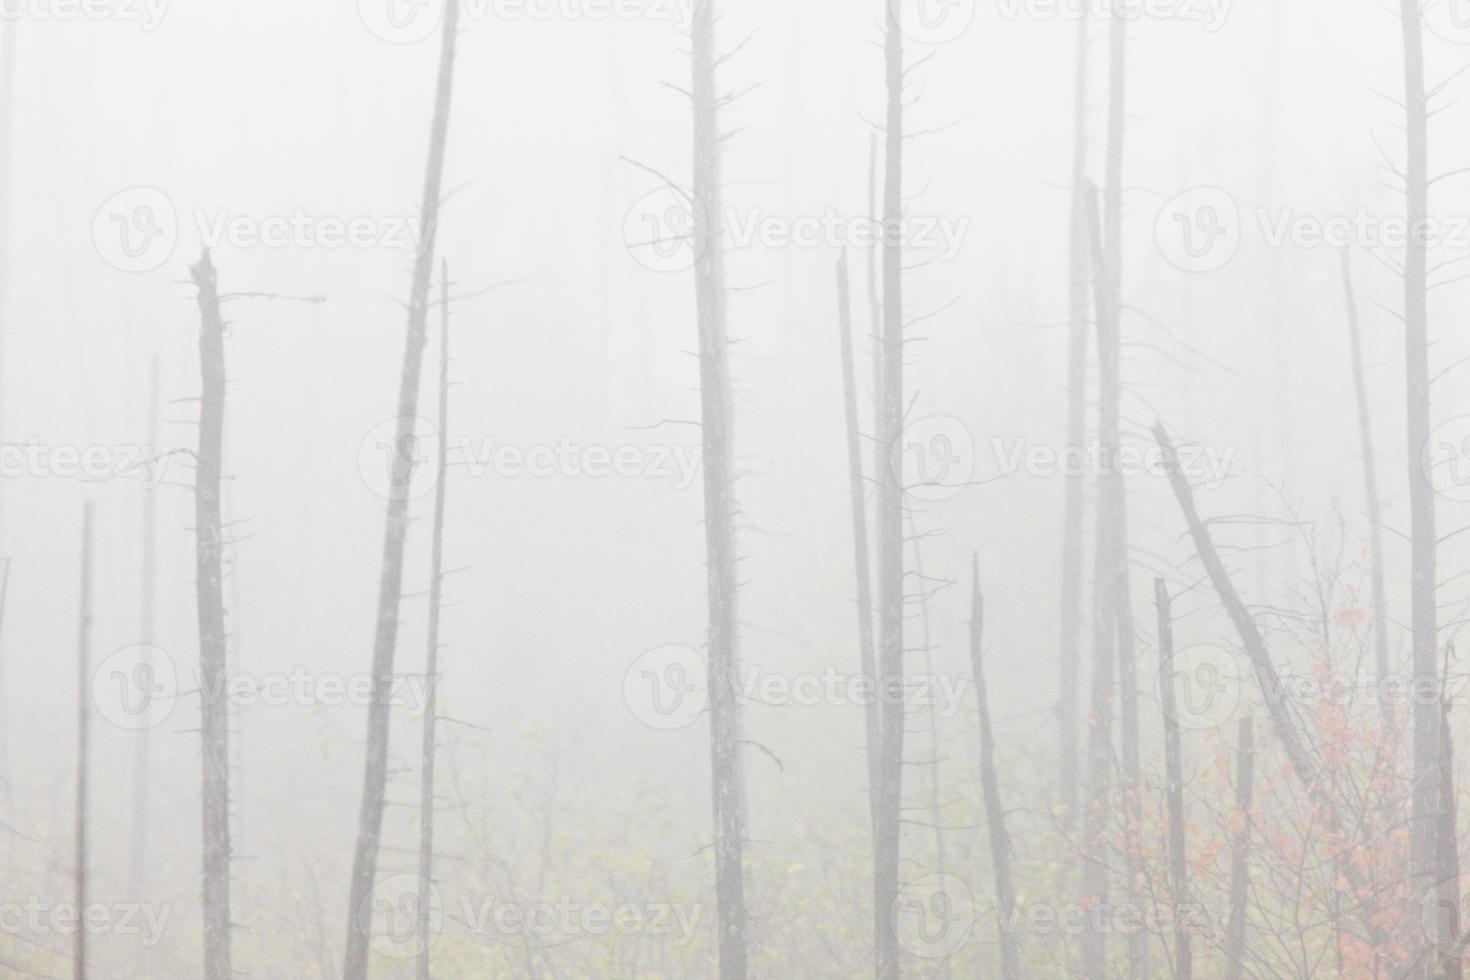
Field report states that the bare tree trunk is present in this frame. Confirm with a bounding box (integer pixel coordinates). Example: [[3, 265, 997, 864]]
[[1057, 0, 1089, 829], [1438, 702, 1462, 980], [1154, 423, 1386, 941], [74, 503, 92, 980], [971, 556, 1020, 980], [874, 3, 906, 976], [1400, 4, 1441, 961], [1155, 579, 1190, 980], [343, 4, 459, 976], [1340, 250, 1393, 737], [191, 251, 232, 980], [691, 2, 747, 976], [416, 262, 451, 980], [131, 354, 159, 901], [1080, 181, 1114, 980], [1099, 10, 1144, 979], [1222, 714, 1253, 980], [837, 251, 881, 838], [0, 16, 15, 793]]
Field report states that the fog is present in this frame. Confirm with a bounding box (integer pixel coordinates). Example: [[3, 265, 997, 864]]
[[2, 0, 1470, 976]]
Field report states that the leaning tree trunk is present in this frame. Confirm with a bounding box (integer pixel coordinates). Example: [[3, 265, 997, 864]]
[[837, 251, 881, 837], [131, 354, 159, 901], [874, 3, 906, 976], [691, 2, 748, 976], [74, 503, 92, 980], [342, 4, 459, 977], [1155, 579, 1191, 980], [416, 262, 452, 980], [1154, 423, 1387, 942], [191, 251, 232, 980], [971, 556, 1020, 980], [1400, 3, 1442, 962], [1057, 0, 1089, 829], [1222, 714, 1254, 980]]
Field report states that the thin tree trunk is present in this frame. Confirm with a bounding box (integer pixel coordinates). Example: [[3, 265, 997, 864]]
[[416, 262, 451, 980], [1153, 423, 1386, 940], [874, 2, 907, 975], [131, 354, 159, 901], [343, 4, 459, 976], [1438, 701, 1462, 980], [1057, 0, 1089, 829], [1340, 250, 1392, 737], [1222, 714, 1253, 980], [1098, 9, 1144, 978], [1080, 180, 1114, 980], [0, 16, 15, 794], [691, 2, 747, 976], [972, 556, 1020, 980], [191, 251, 231, 980], [74, 503, 92, 980], [1155, 579, 1190, 980], [1401, 3, 1441, 959], [867, 133, 883, 444], [837, 251, 880, 838]]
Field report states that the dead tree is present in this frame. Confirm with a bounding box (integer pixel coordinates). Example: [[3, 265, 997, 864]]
[[1399, 2, 1441, 957], [971, 556, 1019, 980], [1057, 0, 1090, 828], [131, 354, 159, 900], [874, 3, 907, 976], [1099, 9, 1144, 979], [690, 2, 748, 976], [343, 2, 460, 976], [190, 251, 232, 980], [415, 263, 452, 980], [1153, 423, 1386, 941], [1155, 579, 1190, 980], [74, 502, 92, 980], [1340, 250, 1392, 737], [1223, 714, 1254, 980], [1438, 695, 1462, 980], [0, 16, 15, 790], [837, 251, 880, 836]]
